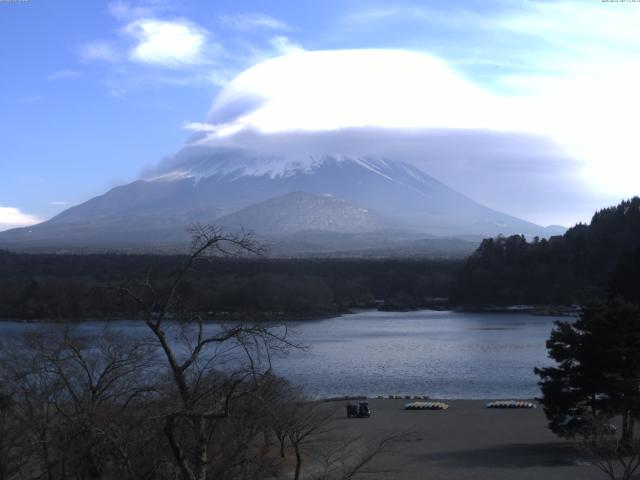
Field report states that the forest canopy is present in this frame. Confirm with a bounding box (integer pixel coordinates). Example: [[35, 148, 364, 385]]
[[451, 197, 640, 307], [0, 253, 459, 320]]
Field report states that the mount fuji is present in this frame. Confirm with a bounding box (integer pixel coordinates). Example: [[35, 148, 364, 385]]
[[0, 150, 564, 255]]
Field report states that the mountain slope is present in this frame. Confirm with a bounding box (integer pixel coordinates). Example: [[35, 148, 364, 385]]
[[216, 191, 395, 235], [0, 153, 563, 252]]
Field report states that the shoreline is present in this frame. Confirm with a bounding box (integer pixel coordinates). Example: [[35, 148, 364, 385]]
[[0, 310, 345, 324], [451, 304, 580, 316], [321, 395, 540, 402], [0, 303, 580, 323]]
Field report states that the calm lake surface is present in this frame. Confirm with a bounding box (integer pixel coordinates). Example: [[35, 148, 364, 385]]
[[0, 310, 562, 399]]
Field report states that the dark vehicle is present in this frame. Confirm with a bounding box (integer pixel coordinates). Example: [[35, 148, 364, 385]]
[[347, 401, 371, 418]]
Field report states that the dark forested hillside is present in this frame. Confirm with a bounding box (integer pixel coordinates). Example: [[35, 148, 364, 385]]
[[450, 197, 640, 307], [0, 251, 460, 320]]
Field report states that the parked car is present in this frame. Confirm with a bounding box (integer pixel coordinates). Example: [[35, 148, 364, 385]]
[[347, 401, 371, 418]]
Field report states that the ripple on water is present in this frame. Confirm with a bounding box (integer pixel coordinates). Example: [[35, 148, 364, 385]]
[[273, 310, 558, 399]]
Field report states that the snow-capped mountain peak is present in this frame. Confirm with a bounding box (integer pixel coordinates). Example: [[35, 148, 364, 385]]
[[0, 150, 563, 251]]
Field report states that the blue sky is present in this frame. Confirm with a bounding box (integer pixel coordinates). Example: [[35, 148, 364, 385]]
[[1, 0, 639, 229]]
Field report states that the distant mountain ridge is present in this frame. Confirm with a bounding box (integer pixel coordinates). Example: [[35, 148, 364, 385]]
[[0, 152, 565, 255]]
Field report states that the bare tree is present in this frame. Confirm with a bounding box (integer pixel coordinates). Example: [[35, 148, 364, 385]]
[[313, 432, 405, 480], [1, 328, 161, 480], [287, 401, 337, 480], [1, 346, 63, 480], [580, 418, 640, 480], [280, 396, 405, 480], [255, 360, 405, 480], [0, 390, 23, 480], [116, 224, 297, 480], [40, 330, 158, 479], [260, 374, 299, 458]]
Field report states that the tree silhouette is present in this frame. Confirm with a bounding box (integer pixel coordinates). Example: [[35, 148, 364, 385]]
[[536, 298, 640, 480]]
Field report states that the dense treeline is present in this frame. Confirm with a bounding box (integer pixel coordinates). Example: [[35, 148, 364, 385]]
[[3, 197, 638, 319], [451, 197, 640, 307], [0, 251, 460, 320]]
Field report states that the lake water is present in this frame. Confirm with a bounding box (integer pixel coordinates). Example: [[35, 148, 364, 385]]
[[0, 310, 562, 399]]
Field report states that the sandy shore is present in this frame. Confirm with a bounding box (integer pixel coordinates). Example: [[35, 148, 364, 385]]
[[322, 399, 604, 480]]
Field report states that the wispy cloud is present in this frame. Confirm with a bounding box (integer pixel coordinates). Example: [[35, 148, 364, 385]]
[[344, 5, 449, 24], [219, 13, 289, 31], [344, 1, 640, 83], [15, 95, 43, 104], [269, 36, 304, 55], [0, 206, 40, 231], [46, 69, 82, 81], [80, 41, 119, 62], [107, 1, 153, 21], [494, 1, 640, 76]]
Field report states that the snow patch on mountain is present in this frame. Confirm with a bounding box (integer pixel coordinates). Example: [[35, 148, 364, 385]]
[[149, 152, 415, 185]]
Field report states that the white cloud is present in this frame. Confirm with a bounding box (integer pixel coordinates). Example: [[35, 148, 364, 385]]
[[125, 18, 210, 67], [46, 69, 82, 81], [220, 13, 289, 31], [79, 7, 293, 91], [196, 48, 639, 209], [484, 2, 640, 197], [80, 41, 118, 62], [182, 121, 217, 133], [182, 121, 245, 137], [0, 207, 40, 232], [207, 50, 501, 133]]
